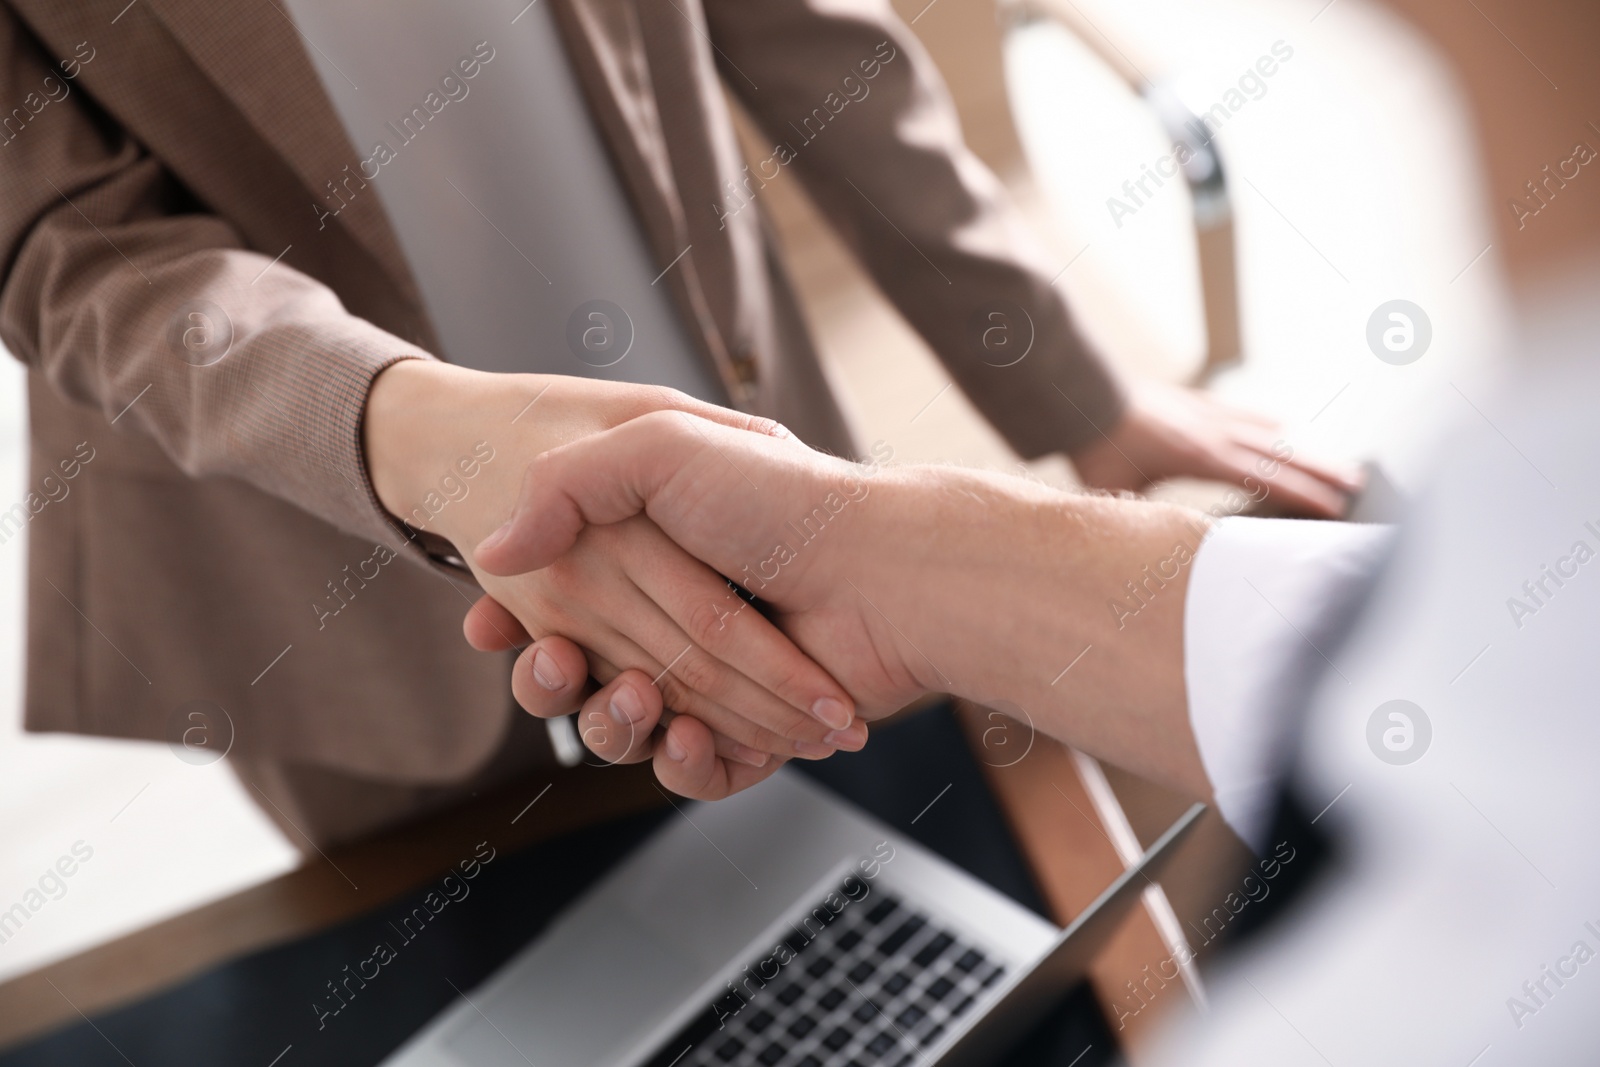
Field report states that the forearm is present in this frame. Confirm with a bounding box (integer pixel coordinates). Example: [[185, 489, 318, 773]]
[[704, 0, 1125, 456], [864, 469, 1213, 798], [7, 200, 434, 547], [0, 22, 433, 549]]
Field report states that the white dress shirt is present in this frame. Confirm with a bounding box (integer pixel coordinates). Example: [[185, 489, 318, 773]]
[[1184, 517, 1395, 848], [1161, 283, 1600, 1063], [280, 0, 724, 399]]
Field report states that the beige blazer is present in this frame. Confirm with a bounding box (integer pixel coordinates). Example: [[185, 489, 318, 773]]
[[0, 0, 1122, 814]]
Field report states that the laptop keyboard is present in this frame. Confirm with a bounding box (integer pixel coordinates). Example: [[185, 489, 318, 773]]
[[643, 880, 1006, 1067]]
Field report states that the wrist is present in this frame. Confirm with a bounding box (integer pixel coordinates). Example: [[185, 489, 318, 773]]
[[363, 359, 544, 548], [857, 467, 1212, 793], [837, 468, 1056, 698], [859, 469, 1080, 698]]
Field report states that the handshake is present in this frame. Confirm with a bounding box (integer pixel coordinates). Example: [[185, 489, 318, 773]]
[[366, 361, 1357, 804], [465, 407, 926, 800]]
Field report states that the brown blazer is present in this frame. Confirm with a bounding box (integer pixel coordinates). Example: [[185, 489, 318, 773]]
[[0, 0, 1122, 833]]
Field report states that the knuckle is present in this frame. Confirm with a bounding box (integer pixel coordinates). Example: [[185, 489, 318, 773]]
[[540, 552, 577, 586], [684, 597, 733, 649], [670, 649, 723, 698], [643, 385, 692, 412], [743, 414, 787, 439], [656, 674, 694, 714], [763, 658, 814, 707], [636, 407, 690, 444], [527, 447, 561, 482], [744, 725, 788, 754], [632, 402, 681, 427], [518, 460, 543, 494]]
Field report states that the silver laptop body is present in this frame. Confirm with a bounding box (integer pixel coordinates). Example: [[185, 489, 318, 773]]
[[384, 769, 1201, 1067]]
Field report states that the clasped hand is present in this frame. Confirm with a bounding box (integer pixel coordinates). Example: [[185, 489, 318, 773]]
[[364, 362, 869, 799], [462, 412, 933, 799]]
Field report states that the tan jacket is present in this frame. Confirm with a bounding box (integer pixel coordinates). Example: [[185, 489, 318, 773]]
[[0, 0, 1122, 815]]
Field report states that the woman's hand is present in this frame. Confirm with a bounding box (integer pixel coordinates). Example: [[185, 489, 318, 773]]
[[1070, 380, 1362, 516], [461, 603, 795, 800], [362, 361, 863, 767]]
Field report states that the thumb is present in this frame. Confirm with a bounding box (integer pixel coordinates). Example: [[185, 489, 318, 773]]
[[472, 410, 697, 576]]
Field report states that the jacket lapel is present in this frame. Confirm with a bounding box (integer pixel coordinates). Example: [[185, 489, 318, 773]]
[[549, 0, 755, 404], [140, 0, 422, 307]]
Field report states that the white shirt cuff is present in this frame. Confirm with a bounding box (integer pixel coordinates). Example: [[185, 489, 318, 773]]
[[1185, 517, 1396, 849]]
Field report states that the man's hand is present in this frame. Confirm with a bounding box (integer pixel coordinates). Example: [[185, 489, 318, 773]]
[[468, 412, 931, 798], [472, 411, 934, 719], [1071, 381, 1362, 516], [362, 361, 864, 773], [472, 410, 1215, 802]]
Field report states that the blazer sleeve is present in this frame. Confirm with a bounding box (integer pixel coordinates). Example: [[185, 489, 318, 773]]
[[0, 11, 431, 551], [702, 0, 1126, 456]]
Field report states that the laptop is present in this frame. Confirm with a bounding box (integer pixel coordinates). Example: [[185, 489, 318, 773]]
[[383, 769, 1204, 1067]]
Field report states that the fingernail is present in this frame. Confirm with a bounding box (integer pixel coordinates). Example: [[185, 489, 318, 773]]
[[531, 649, 565, 691], [793, 740, 833, 760], [609, 686, 645, 726], [824, 727, 864, 752], [733, 746, 771, 768], [664, 733, 688, 762], [810, 697, 852, 732], [477, 520, 512, 554]]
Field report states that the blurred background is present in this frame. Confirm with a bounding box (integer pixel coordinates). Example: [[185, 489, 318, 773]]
[[0, 0, 1507, 993]]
